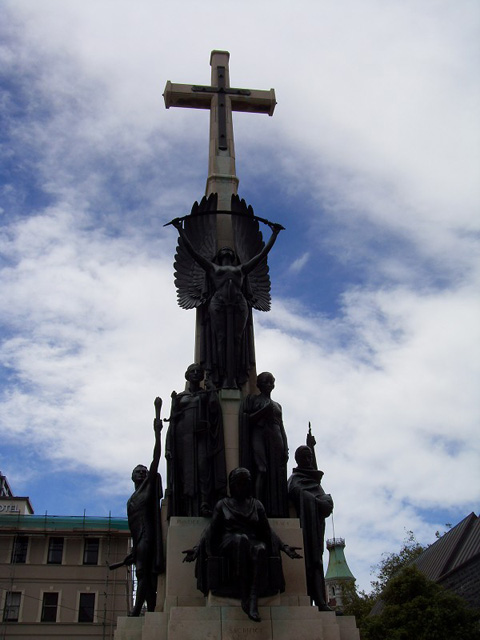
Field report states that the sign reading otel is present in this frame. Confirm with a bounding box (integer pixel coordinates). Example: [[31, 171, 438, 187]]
[[0, 497, 34, 515], [0, 504, 21, 513]]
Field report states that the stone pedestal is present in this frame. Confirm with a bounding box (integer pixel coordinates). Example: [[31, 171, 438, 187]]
[[115, 606, 359, 640], [114, 517, 360, 640]]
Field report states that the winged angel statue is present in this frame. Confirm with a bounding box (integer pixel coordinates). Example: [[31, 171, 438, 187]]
[[170, 194, 283, 389]]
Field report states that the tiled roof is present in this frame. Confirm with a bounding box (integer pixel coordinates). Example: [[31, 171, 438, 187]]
[[370, 512, 479, 615], [415, 512, 479, 581]]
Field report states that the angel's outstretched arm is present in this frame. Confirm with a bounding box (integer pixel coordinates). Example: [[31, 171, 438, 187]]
[[172, 218, 213, 273], [242, 223, 283, 275]]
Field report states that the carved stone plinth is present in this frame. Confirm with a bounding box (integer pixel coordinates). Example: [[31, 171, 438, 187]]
[[114, 518, 360, 640], [115, 606, 360, 640]]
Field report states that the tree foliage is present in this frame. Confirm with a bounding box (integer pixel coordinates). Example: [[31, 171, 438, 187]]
[[369, 530, 424, 598], [363, 565, 480, 640], [342, 530, 480, 640]]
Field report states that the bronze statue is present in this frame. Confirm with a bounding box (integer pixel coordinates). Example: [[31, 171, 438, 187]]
[[165, 364, 227, 517], [121, 397, 165, 616], [288, 445, 334, 611], [240, 372, 289, 517], [183, 468, 301, 622], [170, 194, 283, 388]]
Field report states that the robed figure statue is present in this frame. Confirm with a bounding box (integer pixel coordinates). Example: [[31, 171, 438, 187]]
[[183, 468, 301, 623], [170, 194, 283, 388], [240, 372, 289, 517], [288, 445, 333, 611], [166, 363, 227, 517]]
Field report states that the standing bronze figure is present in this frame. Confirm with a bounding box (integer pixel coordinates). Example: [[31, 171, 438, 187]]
[[288, 445, 334, 611], [165, 363, 227, 517], [126, 397, 165, 616], [170, 194, 283, 388], [240, 372, 289, 517], [183, 468, 301, 622]]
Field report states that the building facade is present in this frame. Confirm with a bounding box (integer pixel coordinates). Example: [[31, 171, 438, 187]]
[[0, 505, 132, 639]]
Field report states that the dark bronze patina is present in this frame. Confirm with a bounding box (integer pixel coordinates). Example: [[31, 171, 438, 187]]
[[171, 195, 283, 388], [240, 372, 289, 517], [183, 468, 301, 622], [111, 398, 165, 616], [165, 364, 227, 517], [288, 441, 334, 611]]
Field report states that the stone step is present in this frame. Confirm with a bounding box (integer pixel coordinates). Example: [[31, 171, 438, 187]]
[[115, 606, 360, 640]]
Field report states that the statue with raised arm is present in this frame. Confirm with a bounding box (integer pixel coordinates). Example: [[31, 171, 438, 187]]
[[125, 397, 165, 616], [288, 444, 334, 611], [183, 468, 301, 622], [165, 363, 227, 518], [170, 193, 283, 388], [240, 372, 289, 517]]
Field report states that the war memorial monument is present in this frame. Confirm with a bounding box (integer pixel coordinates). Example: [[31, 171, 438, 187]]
[[113, 51, 360, 640]]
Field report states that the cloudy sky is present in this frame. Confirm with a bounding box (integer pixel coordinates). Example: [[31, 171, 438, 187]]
[[1, 1, 479, 591]]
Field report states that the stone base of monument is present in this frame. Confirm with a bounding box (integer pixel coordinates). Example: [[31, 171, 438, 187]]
[[115, 606, 360, 640], [114, 517, 360, 640]]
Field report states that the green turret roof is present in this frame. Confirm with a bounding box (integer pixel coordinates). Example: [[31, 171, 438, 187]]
[[325, 537, 355, 581]]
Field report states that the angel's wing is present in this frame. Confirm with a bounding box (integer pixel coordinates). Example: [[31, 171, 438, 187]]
[[231, 195, 272, 312], [174, 194, 217, 309]]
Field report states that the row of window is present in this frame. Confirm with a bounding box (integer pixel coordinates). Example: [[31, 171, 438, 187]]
[[3, 590, 96, 623], [10, 536, 100, 565]]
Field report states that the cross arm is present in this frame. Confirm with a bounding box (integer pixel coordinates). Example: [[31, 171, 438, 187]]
[[230, 88, 276, 116], [164, 81, 276, 116], [164, 81, 212, 110]]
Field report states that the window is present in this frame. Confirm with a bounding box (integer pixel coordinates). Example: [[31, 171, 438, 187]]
[[11, 536, 28, 564], [3, 591, 21, 622], [78, 593, 95, 623], [41, 592, 58, 622], [83, 538, 99, 565], [47, 537, 64, 564]]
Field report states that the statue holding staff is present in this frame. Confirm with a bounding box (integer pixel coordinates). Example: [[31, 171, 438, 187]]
[[111, 397, 165, 616], [288, 443, 333, 611]]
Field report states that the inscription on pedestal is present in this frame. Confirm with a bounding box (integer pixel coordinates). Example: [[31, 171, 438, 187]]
[[170, 517, 207, 526], [223, 621, 272, 640]]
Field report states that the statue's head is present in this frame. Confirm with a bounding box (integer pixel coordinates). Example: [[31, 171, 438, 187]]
[[185, 363, 204, 382], [215, 247, 237, 266], [294, 445, 314, 469], [229, 467, 252, 500], [256, 371, 275, 393], [131, 464, 148, 484]]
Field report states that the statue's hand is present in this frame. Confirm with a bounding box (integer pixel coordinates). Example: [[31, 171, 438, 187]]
[[270, 222, 285, 233], [316, 495, 334, 517], [205, 378, 216, 392], [182, 548, 198, 563], [154, 397, 163, 431], [282, 545, 303, 559]]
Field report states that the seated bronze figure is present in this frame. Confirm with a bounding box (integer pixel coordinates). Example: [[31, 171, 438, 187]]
[[183, 467, 301, 622]]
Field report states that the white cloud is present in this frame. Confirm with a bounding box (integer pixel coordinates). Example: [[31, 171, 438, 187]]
[[288, 251, 310, 275], [1, 0, 479, 592]]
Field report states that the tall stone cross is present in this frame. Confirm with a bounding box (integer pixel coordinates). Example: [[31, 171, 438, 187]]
[[164, 50, 276, 247]]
